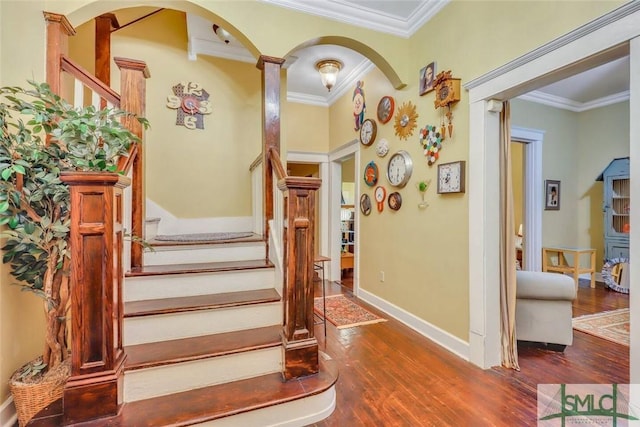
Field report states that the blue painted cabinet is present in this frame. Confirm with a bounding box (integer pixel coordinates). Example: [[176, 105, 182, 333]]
[[598, 158, 630, 261]]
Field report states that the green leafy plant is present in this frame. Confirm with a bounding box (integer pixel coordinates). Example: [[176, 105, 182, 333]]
[[0, 81, 148, 374]]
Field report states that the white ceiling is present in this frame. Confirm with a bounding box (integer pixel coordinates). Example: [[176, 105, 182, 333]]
[[186, 0, 630, 111]]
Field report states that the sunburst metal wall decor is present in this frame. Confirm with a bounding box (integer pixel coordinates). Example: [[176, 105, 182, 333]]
[[393, 101, 418, 141]]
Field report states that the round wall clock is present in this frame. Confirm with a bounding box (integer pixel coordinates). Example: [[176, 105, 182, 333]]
[[388, 192, 402, 211], [393, 101, 418, 141], [386, 150, 413, 188], [360, 193, 372, 216], [377, 96, 395, 124], [376, 138, 389, 158], [374, 186, 386, 212], [363, 161, 379, 187], [360, 118, 377, 146]]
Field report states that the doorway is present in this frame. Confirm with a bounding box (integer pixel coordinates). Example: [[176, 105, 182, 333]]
[[339, 156, 356, 290]]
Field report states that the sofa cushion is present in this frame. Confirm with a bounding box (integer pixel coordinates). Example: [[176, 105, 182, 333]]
[[516, 270, 576, 301]]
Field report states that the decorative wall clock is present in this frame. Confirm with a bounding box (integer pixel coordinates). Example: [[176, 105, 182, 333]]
[[433, 71, 461, 138], [377, 96, 395, 124], [360, 193, 372, 216], [418, 125, 443, 166], [360, 118, 377, 146], [353, 80, 366, 131], [388, 192, 402, 211], [374, 185, 386, 212], [376, 138, 389, 158], [363, 161, 379, 187], [393, 101, 418, 141], [166, 81, 212, 130], [437, 160, 466, 194], [386, 150, 413, 188]]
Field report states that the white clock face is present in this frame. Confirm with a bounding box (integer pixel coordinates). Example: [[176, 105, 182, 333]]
[[375, 186, 386, 202], [438, 162, 465, 193], [360, 119, 376, 146], [386, 151, 412, 188]]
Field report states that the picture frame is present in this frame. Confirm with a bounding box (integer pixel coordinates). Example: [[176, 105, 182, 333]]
[[419, 61, 436, 96], [545, 180, 560, 210]]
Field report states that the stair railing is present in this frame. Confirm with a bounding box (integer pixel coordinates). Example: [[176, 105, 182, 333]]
[[44, 12, 149, 424], [257, 55, 322, 380]]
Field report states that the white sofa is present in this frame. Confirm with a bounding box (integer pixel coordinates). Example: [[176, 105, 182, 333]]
[[515, 270, 577, 351]]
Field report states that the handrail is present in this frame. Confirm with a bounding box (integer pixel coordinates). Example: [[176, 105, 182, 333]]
[[249, 153, 262, 172], [61, 55, 121, 106], [268, 147, 287, 180]]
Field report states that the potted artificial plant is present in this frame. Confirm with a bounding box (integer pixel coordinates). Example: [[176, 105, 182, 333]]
[[0, 81, 147, 426]]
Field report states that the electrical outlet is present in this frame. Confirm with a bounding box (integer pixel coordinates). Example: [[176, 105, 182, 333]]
[[379, 271, 385, 282]]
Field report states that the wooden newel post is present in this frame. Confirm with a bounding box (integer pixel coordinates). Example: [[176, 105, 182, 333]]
[[60, 172, 130, 424], [114, 57, 149, 270], [257, 55, 285, 257], [279, 176, 322, 380]]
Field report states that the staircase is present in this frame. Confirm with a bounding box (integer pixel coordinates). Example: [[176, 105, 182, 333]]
[[38, 15, 333, 425], [29, 235, 337, 426]]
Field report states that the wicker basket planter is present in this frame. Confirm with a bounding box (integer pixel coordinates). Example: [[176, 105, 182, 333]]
[[9, 357, 70, 426]]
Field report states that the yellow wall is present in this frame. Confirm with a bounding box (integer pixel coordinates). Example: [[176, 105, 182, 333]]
[[511, 142, 524, 235], [73, 9, 262, 218], [577, 102, 630, 268], [0, 0, 627, 401], [0, 0, 49, 403], [286, 102, 330, 153]]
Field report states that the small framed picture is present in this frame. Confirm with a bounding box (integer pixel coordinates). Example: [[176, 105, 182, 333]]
[[545, 180, 560, 210], [419, 61, 436, 96]]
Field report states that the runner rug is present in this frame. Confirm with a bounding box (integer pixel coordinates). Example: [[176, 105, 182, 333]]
[[314, 294, 386, 329], [572, 308, 629, 346]]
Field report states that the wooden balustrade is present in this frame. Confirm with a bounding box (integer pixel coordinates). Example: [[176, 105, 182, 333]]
[[45, 12, 149, 423]]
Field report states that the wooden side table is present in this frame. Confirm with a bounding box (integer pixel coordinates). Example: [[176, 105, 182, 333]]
[[542, 247, 596, 289]]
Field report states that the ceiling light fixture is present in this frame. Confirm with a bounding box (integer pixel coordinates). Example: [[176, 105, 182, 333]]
[[315, 59, 342, 92], [212, 24, 231, 44]]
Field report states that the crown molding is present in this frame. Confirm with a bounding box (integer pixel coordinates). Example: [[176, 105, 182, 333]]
[[518, 90, 629, 112], [465, 1, 640, 91], [288, 60, 374, 106], [260, 0, 449, 38]]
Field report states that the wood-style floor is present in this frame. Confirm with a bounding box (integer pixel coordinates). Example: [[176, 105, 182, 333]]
[[311, 277, 629, 426]]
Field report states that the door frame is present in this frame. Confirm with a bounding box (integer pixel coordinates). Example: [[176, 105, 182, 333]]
[[287, 151, 330, 260], [511, 126, 544, 272], [328, 140, 359, 287], [465, 2, 640, 379]]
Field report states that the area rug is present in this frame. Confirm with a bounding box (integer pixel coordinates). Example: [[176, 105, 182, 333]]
[[572, 308, 629, 346], [314, 294, 386, 329], [154, 232, 253, 242]]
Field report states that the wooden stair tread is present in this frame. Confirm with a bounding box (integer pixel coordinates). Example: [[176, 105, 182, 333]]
[[127, 258, 273, 277], [149, 233, 264, 247], [27, 357, 337, 427], [124, 325, 282, 370], [124, 288, 281, 317]]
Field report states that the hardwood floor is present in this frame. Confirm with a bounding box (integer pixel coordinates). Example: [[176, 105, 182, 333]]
[[311, 279, 629, 426]]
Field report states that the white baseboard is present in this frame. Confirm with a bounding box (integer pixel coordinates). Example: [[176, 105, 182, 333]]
[[357, 289, 470, 361], [146, 199, 253, 236], [1, 396, 17, 427]]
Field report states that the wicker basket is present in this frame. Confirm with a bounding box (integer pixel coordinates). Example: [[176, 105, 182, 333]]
[[9, 357, 70, 426]]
